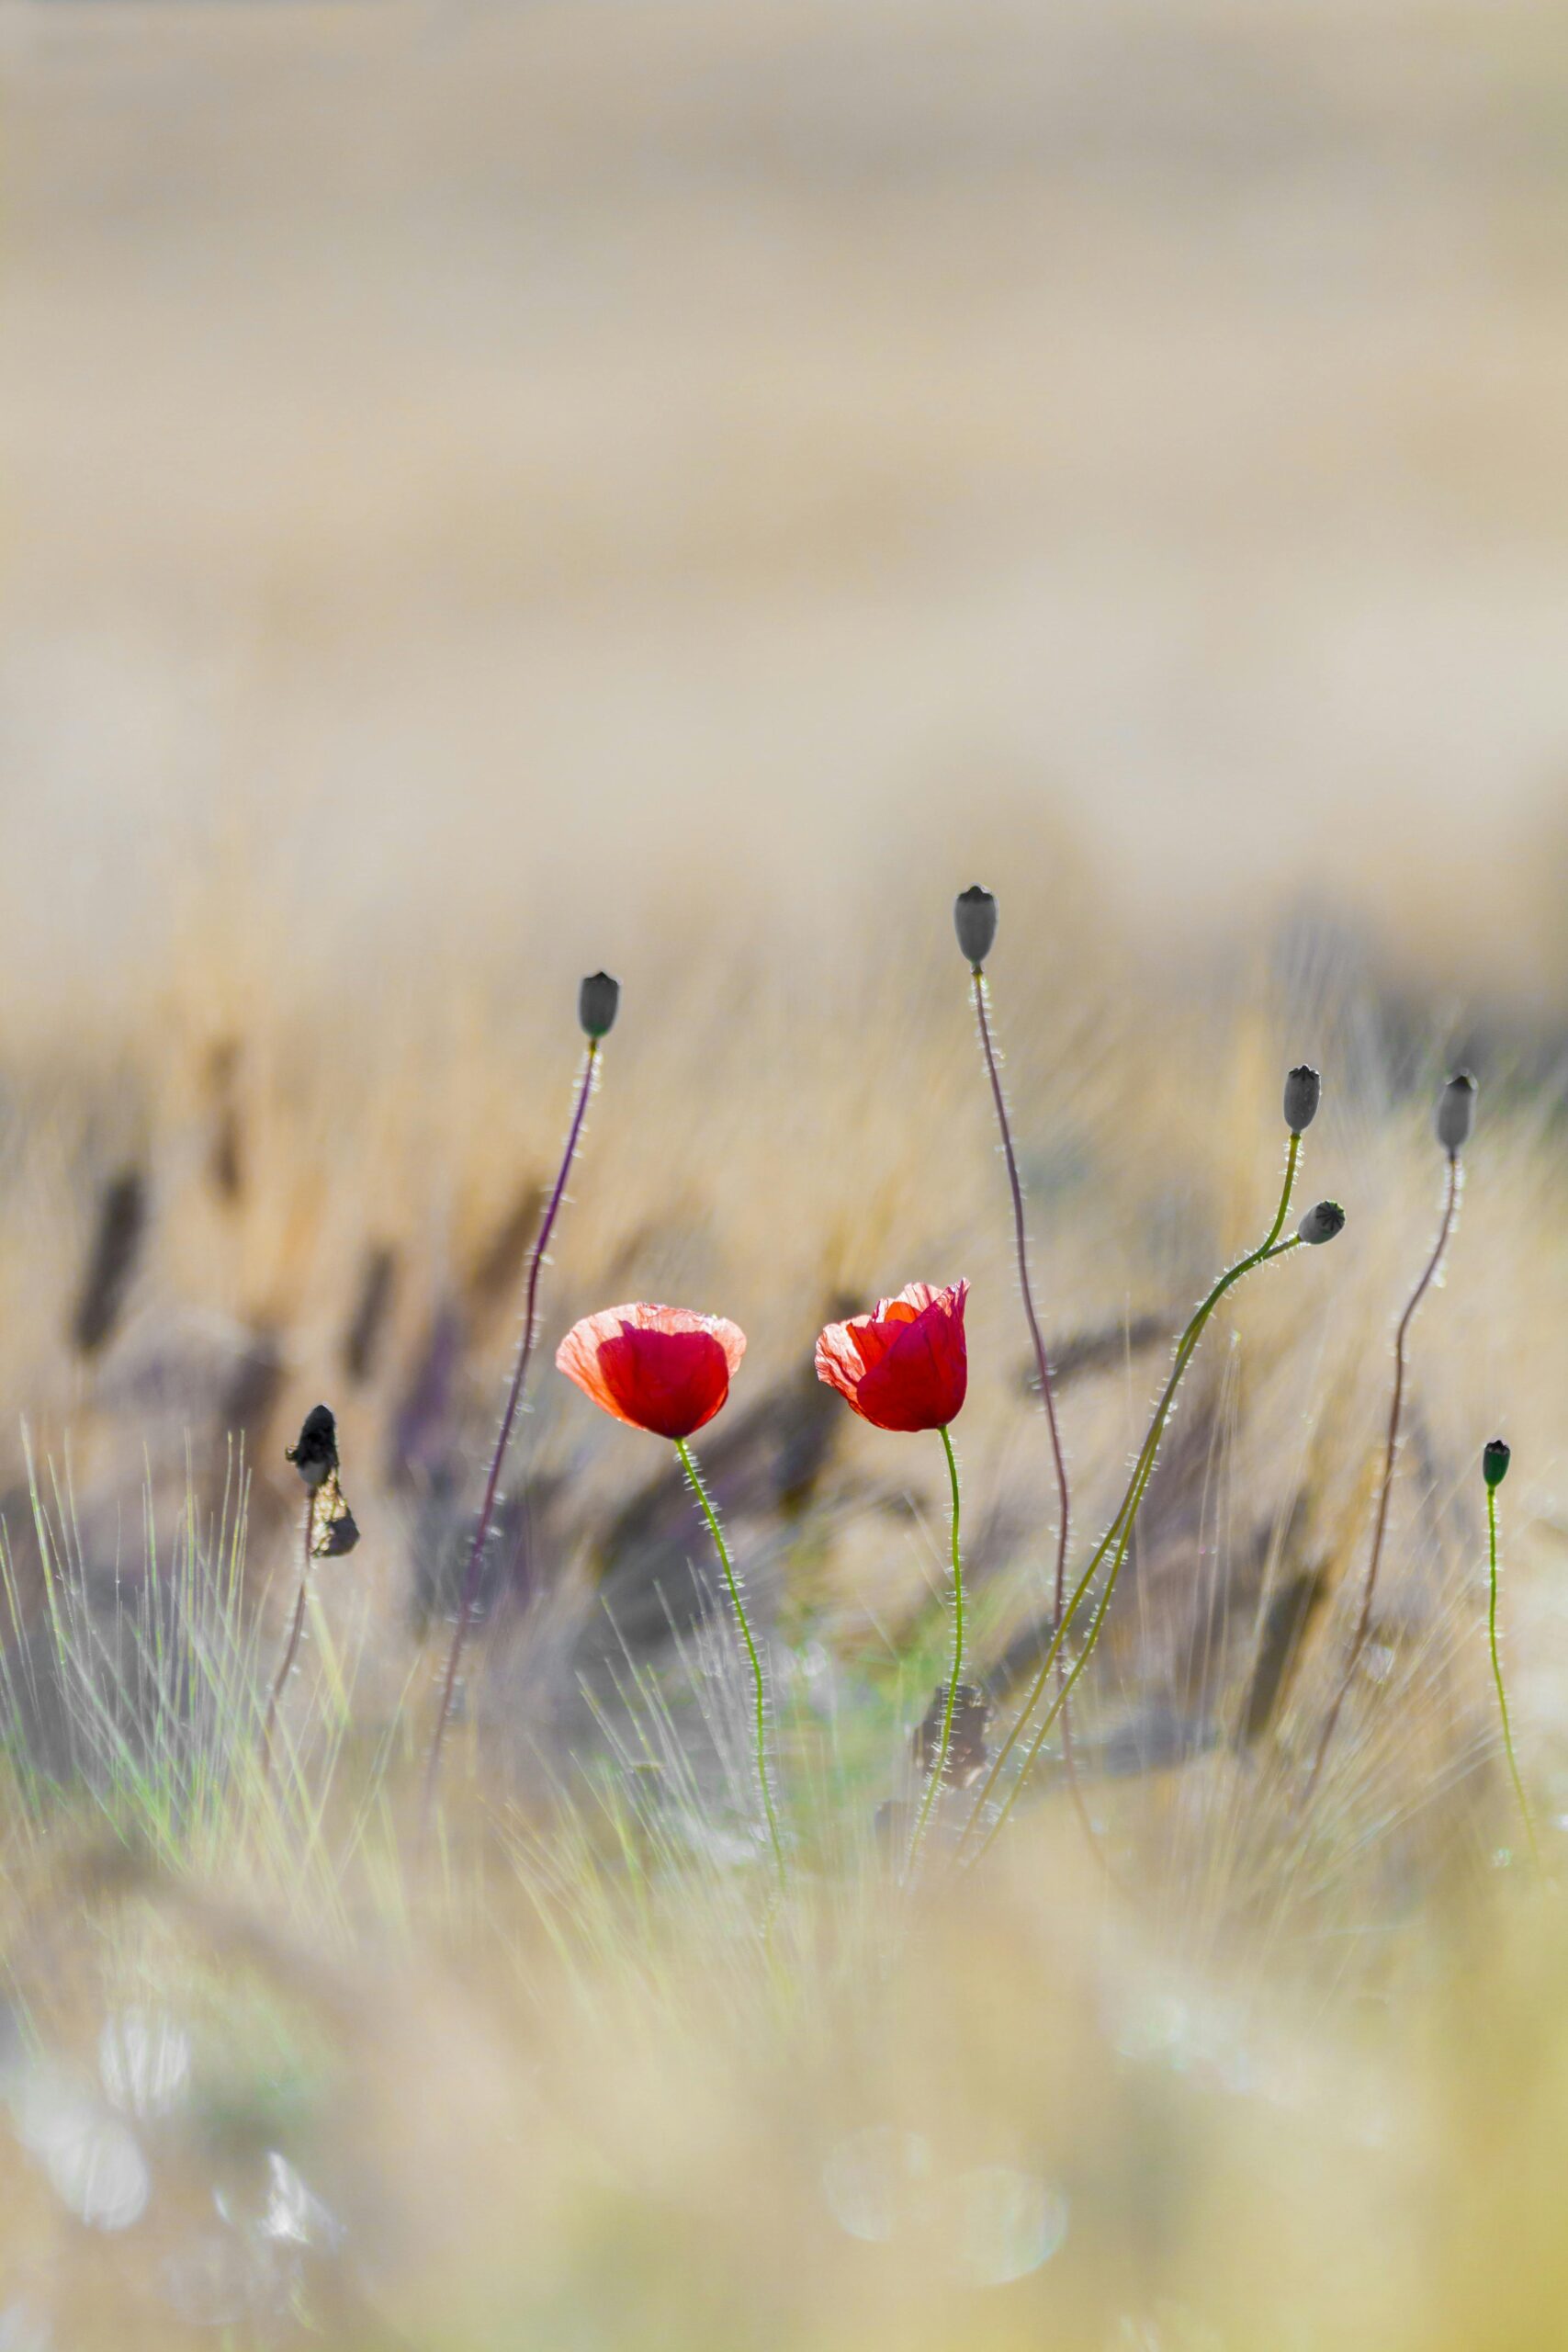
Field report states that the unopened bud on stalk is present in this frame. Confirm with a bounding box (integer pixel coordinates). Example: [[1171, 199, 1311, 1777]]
[[578, 971, 620, 1041], [1283, 1065, 1321, 1135], [1437, 1071, 1476, 1157], [1483, 1437, 1511, 1489], [1297, 1200, 1345, 1246], [953, 886, 998, 968], [287, 1404, 339, 1488]]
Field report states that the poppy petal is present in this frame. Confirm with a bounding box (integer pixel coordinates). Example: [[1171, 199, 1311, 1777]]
[[557, 1304, 746, 1441], [856, 1295, 967, 1430], [814, 1282, 968, 1432]]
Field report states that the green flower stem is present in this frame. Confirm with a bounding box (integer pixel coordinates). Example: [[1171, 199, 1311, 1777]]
[[906, 1424, 964, 1875], [960, 1134, 1303, 1860], [1488, 1481, 1540, 1872], [675, 1436, 785, 1886], [971, 1234, 1303, 1865]]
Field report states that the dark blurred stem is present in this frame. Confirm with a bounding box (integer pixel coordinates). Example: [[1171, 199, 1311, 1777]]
[[261, 1497, 313, 1785], [1487, 1481, 1540, 1872], [961, 1133, 1303, 1861], [970, 968, 1097, 1845], [1304, 1152, 1459, 1802], [423, 1039, 600, 1826], [676, 1436, 786, 1886]]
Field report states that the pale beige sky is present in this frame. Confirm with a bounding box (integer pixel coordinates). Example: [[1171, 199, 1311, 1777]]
[[2, 0, 1566, 1006]]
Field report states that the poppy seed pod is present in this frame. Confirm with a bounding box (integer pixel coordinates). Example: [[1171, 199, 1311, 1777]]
[[287, 1404, 339, 1488], [1283, 1065, 1321, 1135], [953, 886, 998, 968], [1483, 1437, 1511, 1489], [1297, 1200, 1346, 1246], [578, 971, 620, 1041], [1437, 1071, 1476, 1157]]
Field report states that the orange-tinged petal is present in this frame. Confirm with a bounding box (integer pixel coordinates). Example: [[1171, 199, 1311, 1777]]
[[814, 1282, 968, 1432], [873, 1283, 940, 1325], [813, 1318, 872, 1405]]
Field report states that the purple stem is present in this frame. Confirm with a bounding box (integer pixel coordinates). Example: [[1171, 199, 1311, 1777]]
[[972, 970, 1105, 1844], [423, 1040, 600, 1821], [972, 973, 1071, 1611], [1304, 1149, 1460, 1800], [261, 1497, 313, 1785]]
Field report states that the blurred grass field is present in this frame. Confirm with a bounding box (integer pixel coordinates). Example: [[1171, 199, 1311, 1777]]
[[4, 0, 1568, 2345]]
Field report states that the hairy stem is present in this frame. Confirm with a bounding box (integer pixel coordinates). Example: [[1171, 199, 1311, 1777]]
[[1487, 1482, 1540, 1871], [676, 1436, 786, 1885], [261, 1495, 313, 1785], [423, 1039, 600, 1824], [971, 972, 1070, 1637], [961, 1133, 1303, 1860], [906, 1423, 964, 1876], [1304, 1151, 1459, 1801], [968, 969, 1103, 1838]]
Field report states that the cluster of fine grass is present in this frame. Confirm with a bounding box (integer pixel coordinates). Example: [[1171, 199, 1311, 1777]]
[[0, 876, 1564, 2352]]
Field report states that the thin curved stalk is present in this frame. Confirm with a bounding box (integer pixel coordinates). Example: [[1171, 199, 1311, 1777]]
[[971, 974, 1071, 1639], [676, 1436, 786, 1885], [1304, 1153, 1458, 1800], [959, 1134, 1303, 1860], [969, 1234, 1303, 1864], [1487, 1481, 1540, 1871], [906, 1424, 964, 1876], [967, 970, 1106, 1837], [423, 1039, 600, 1823], [261, 1497, 312, 1785]]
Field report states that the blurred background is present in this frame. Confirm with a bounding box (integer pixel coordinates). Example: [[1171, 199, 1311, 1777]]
[[1, 0, 1565, 1844], [8, 9, 1568, 2346], [3, 0, 1568, 1022]]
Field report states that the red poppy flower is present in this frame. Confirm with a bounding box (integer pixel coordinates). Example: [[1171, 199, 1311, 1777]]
[[556, 1303, 746, 1441], [814, 1282, 969, 1432]]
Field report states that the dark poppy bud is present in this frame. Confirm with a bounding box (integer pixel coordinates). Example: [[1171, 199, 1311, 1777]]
[[1283, 1065, 1321, 1136], [1483, 1437, 1511, 1490], [1437, 1071, 1476, 1157], [1297, 1200, 1345, 1246], [287, 1404, 339, 1488], [953, 886, 998, 968], [578, 971, 620, 1041]]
